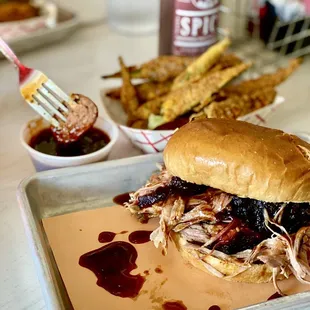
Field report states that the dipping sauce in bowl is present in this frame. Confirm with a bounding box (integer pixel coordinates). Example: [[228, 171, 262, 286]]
[[29, 127, 110, 157], [20, 116, 119, 171]]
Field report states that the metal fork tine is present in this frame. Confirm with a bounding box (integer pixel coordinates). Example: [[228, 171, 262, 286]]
[[26, 99, 60, 128], [1, 39, 72, 128], [43, 79, 73, 106], [38, 87, 69, 114], [33, 93, 67, 122]]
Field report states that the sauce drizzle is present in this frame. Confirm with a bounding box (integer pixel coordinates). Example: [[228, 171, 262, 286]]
[[98, 231, 129, 243], [155, 266, 163, 274], [113, 192, 131, 205], [128, 230, 152, 244], [267, 292, 283, 301], [79, 241, 145, 298], [162, 300, 187, 310], [98, 231, 116, 243]]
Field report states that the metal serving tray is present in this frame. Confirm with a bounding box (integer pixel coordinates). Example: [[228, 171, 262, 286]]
[[0, 7, 80, 59], [17, 154, 310, 310]]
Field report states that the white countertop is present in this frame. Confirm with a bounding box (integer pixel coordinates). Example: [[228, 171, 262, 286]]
[[0, 22, 309, 310]]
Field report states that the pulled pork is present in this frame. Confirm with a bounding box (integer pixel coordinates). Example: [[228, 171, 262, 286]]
[[125, 167, 310, 291]]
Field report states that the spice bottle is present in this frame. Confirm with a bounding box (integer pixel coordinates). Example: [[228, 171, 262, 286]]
[[159, 0, 220, 56]]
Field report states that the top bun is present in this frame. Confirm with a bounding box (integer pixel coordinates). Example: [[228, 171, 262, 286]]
[[164, 119, 310, 203]]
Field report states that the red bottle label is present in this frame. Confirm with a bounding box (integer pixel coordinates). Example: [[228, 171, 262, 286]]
[[172, 0, 220, 56]]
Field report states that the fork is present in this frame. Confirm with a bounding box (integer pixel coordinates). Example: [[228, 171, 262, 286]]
[[0, 37, 75, 128]]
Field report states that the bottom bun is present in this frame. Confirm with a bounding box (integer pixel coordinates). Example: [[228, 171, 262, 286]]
[[171, 232, 289, 283]]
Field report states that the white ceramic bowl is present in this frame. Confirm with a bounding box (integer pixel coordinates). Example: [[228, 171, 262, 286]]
[[101, 89, 285, 154], [20, 116, 119, 171]]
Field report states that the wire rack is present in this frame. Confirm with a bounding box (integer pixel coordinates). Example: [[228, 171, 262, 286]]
[[219, 0, 310, 76]]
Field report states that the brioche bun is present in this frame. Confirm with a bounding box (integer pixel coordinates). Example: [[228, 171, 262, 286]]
[[164, 119, 310, 203]]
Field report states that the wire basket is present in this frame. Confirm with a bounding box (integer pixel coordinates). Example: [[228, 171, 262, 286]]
[[267, 16, 310, 57], [219, 0, 309, 75]]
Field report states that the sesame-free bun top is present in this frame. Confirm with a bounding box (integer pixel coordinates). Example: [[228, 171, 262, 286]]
[[164, 119, 310, 203]]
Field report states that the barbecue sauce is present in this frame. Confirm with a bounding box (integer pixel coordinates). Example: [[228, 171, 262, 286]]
[[162, 300, 187, 310], [208, 306, 221, 310], [128, 230, 152, 244], [267, 292, 283, 301], [29, 127, 110, 157], [98, 231, 116, 243], [79, 241, 145, 298], [113, 192, 131, 205], [155, 266, 163, 274], [98, 230, 129, 243]]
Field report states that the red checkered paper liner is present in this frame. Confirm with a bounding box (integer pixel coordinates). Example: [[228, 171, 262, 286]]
[[0, 1, 57, 42], [100, 89, 285, 154]]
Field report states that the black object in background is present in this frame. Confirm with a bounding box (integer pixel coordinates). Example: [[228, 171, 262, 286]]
[[260, 1, 310, 55]]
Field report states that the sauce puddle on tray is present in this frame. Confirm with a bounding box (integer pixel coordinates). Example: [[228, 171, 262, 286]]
[[267, 292, 283, 301], [98, 231, 116, 243], [79, 241, 145, 298], [113, 192, 131, 205], [162, 300, 188, 310], [128, 230, 152, 244], [79, 204, 166, 304], [79, 229, 152, 299], [98, 230, 128, 243], [155, 266, 163, 274]]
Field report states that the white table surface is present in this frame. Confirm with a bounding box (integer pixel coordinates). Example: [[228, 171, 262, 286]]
[[0, 23, 310, 310]]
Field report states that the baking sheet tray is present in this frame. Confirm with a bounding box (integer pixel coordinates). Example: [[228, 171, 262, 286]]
[[0, 7, 80, 59], [17, 154, 310, 310]]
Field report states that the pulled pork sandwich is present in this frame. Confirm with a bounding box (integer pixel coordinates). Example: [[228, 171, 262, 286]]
[[125, 119, 310, 293]]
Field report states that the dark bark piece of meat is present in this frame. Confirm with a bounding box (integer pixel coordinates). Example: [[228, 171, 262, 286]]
[[281, 203, 310, 234], [211, 228, 263, 255], [170, 176, 208, 196], [229, 197, 310, 235], [138, 187, 170, 208], [137, 176, 207, 208], [229, 197, 280, 234], [52, 94, 98, 143]]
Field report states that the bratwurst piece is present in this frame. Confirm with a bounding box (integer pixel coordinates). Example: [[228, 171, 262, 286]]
[[125, 119, 310, 292], [52, 94, 98, 143]]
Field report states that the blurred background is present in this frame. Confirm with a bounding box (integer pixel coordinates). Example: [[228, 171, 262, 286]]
[[2, 0, 310, 66]]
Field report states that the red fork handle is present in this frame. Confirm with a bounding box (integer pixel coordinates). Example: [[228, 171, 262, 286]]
[[0, 37, 32, 82], [0, 37, 23, 68]]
